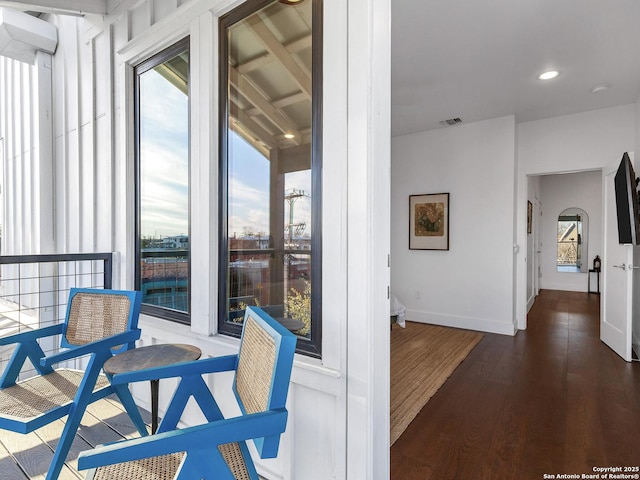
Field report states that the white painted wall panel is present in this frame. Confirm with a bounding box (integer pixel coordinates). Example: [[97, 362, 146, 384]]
[[78, 36, 93, 127], [154, 0, 179, 23], [95, 114, 115, 251], [65, 127, 81, 251], [526, 175, 541, 310], [80, 122, 95, 250], [94, 30, 111, 119], [130, 1, 152, 39], [391, 116, 517, 335], [0, 54, 53, 255]]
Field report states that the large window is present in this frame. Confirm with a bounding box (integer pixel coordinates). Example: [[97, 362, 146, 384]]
[[219, 0, 322, 356], [135, 38, 190, 323]]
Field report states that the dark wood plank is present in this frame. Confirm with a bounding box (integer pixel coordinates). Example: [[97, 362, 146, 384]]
[[0, 396, 150, 478], [0, 439, 29, 480], [391, 289, 640, 479]]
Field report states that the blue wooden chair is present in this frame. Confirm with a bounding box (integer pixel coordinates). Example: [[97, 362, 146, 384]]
[[78, 306, 297, 480], [0, 288, 148, 480]]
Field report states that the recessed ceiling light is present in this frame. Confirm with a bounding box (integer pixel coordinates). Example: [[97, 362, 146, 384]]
[[284, 133, 295, 139], [591, 84, 610, 94], [538, 70, 560, 80]]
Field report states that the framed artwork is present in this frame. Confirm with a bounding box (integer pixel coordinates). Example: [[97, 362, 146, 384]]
[[409, 193, 450, 250], [527, 201, 533, 234]]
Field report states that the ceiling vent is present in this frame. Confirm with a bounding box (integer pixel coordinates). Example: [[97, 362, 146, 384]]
[[0, 7, 57, 64], [439, 117, 462, 127]]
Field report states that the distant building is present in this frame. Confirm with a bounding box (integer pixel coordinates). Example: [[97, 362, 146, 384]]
[[161, 235, 189, 249]]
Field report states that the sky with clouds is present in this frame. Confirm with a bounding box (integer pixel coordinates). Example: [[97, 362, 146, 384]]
[[139, 68, 311, 241]]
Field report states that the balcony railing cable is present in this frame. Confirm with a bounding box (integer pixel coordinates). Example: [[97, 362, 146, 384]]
[[0, 253, 114, 378]]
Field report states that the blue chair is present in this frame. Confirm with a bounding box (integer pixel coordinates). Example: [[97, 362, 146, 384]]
[[78, 306, 297, 480], [0, 288, 148, 480]]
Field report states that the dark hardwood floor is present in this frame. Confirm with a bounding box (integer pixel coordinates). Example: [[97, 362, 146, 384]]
[[391, 289, 640, 480]]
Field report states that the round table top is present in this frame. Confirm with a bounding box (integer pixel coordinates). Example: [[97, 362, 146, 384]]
[[104, 343, 202, 375], [276, 317, 305, 331]]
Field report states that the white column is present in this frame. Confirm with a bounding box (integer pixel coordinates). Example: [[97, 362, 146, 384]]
[[346, 0, 391, 478]]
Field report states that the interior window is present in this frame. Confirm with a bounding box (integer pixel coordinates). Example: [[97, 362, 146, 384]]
[[557, 208, 588, 273], [219, 0, 322, 357], [134, 37, 190, 323]]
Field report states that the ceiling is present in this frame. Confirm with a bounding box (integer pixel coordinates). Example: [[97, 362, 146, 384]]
[[3, 0, 640, 140], [391, 0, 640, 137]]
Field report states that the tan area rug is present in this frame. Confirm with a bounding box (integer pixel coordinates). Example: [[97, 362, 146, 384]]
[[391, 322, 483, 445]]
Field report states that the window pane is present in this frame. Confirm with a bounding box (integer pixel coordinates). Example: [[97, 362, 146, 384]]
[[220, 0, 320, 355], [136, 41, 190, 318]]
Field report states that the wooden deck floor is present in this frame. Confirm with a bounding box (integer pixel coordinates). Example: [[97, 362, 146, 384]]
[[0, 396, 151, 480]]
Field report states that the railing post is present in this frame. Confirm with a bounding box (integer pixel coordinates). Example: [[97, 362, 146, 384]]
[[104, 253, 113, 289]]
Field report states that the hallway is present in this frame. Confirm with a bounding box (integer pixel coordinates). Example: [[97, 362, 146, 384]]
[[391, 290, 640, 479]]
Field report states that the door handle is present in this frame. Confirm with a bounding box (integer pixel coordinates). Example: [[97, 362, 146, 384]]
[[613, 264, 640, 270]]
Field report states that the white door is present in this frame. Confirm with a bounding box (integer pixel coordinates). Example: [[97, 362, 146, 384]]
[[602, 162, 634, 361]]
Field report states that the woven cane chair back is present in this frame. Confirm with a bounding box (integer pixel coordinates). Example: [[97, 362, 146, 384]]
[[64, 291, 132, 346], [234, 314, 277, 414]]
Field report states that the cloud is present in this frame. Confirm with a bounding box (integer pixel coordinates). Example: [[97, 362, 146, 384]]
[[137, 68, 190, 238]]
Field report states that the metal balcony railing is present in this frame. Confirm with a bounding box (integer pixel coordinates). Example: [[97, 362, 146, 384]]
[[0, 253, 114, 377]]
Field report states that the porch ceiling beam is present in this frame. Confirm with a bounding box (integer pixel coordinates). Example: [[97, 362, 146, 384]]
[[0, 0, 106, 15], [246, 91, 307, 117], [247, 15, 311, 99], [236, 34, 311, 76], [230, 64, 301, 141], [230, 100, 277, 150], [278, 143, 311, 174]]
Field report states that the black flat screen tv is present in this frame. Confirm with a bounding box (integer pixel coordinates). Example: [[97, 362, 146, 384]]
[[614, 151, 640, 245]]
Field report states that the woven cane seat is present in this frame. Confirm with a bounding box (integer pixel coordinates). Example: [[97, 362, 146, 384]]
[[92, 452, 185, 480], [91, 442, 251, 480], [0, 369, 109, 419]]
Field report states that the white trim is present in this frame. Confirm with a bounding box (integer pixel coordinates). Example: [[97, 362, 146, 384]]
[[346, 0, 391, 478], [114, 0, 240, 65], [406, 309, 518, 336], [526, 293, 536, 313], [538, 282, 588, 292]]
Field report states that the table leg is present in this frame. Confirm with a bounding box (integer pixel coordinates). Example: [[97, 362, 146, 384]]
[[151, 379, 159, 434]]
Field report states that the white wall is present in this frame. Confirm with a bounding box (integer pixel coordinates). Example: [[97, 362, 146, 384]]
[[516, 104, 636, 329], [391, 115, 517, 335], [538, 170, 602, 292], [0, 53, 54, 256], [526, 175, 541, 310]]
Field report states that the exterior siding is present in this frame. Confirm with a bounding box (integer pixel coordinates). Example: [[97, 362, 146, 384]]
[[0, 53, 53, 255]]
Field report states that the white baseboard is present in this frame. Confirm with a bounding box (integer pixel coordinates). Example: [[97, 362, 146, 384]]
[[633, 331, 640, 361], [538, 282, 587, 293], [405, 309, 517, 336], [527, 294, 536, 313]]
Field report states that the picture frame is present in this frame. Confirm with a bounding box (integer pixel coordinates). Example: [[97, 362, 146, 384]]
[[409, 193, 450, 250], [527, 200, 533, 234]]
